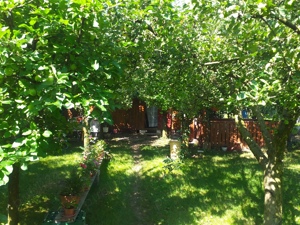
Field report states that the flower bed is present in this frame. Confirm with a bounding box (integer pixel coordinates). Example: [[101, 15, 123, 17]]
[[53, 140, 108, 223]]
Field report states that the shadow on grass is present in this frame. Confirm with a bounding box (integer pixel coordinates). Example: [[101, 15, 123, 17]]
[[137, 150, 265, 225], [83, 144, 137, 225], [1, 139, 300, 225], [283, 150, 300, 224], [87, 139, 300, 225], [0, 150, 83, 225]]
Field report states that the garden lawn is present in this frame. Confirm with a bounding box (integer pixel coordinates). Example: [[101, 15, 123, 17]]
[[0, 145, 83, 225], [0, 136, 300, 225]]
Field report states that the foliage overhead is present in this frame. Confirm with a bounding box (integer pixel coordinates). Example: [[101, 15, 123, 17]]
[[1, 0, 299, 183], [120, 0, 300, 120], [0, 0, 132, 185]]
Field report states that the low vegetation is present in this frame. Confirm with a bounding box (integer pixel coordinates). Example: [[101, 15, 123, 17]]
[[0, 137, 299, 225]]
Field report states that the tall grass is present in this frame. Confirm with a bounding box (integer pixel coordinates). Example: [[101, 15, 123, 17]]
[[0, 137, 300, 224]]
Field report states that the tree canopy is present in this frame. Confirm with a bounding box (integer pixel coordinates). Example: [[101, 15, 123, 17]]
[[1, 0, 300, 224], [0, 0, 128, 185]]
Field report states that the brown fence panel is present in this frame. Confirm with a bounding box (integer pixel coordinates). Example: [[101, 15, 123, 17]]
[[192, 119, 276, 151], [112, 99, 146, 132]]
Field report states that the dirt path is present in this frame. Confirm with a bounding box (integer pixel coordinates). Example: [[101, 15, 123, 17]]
[[128, 135, 163, 225], [131, 141, 144, 225]]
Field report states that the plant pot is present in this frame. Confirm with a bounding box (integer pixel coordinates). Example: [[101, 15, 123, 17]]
[[221, 146, 227, 152], [103, 127, 109, 133], [64, 207, 75, 217]]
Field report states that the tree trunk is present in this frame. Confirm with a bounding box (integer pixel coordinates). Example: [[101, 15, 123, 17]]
[[7, 163, 20, 225], [83, 118, 90, 149], [263, 160, 283, 225], [263, 110, 298, 225], [235, 107, 298, 225], [235, 113, 283, 225]]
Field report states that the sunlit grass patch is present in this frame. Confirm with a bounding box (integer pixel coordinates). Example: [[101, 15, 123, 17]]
[[137, 144, 265, 224]]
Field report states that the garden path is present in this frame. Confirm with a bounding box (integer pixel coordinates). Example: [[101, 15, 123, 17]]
[[130, 140, 144, 225], [127, 135, 167, 225]]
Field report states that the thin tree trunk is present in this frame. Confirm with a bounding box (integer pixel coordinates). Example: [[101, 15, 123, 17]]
[[7, 163, 20, 225], [83, 117, 90, 149], [263, 160, 283, 225]]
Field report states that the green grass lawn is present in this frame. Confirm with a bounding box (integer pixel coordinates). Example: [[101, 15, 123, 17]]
[[0, 136, 300, 225]]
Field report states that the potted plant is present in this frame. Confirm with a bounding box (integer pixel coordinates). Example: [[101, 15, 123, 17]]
[[60, 169, 84, 208], [62, 198, 77, 216]]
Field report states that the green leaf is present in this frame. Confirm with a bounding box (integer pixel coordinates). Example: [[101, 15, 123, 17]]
[[260, 79, 269, 85], [5, 165, 13, 174], [64, 102, 74, 109], [38, 65, 48, 70], [22, 130, 32, 136], [1, 144, 12, 148], [82, 99, 90, 107], [0, 26, 10, 39], [12, 138, 25, 148], [92, 60, 100, 70], [17, 104, 26, 109], [1, 100, 11, 104], [104, 72, 111, 79], [99, 105, 107, 111], [18, 24, 34, 32], [42, 130, 52, 138], [20, 163, 28, 171], [59, 18, 69, 25], [237, 92, 246, 100]]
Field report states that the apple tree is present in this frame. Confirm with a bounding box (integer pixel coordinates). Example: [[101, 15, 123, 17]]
[[117, 0, 300, 224], [0, 0, 128, 224]]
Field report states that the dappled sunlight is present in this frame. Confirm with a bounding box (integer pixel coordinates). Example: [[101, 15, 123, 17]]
[[136, 145, 266, 224], [240, 151, 256, 159], [149, 137, 170, 147], [1, 136, 300, 224], [285, 150, 300, 171], [283, 151, 300, 224], [37, 153, 82, 169]]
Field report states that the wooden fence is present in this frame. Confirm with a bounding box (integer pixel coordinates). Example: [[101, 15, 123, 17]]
[[190, 119, 277, 151], [111, 99, 165, 132], [112, 99, 146, 132]]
